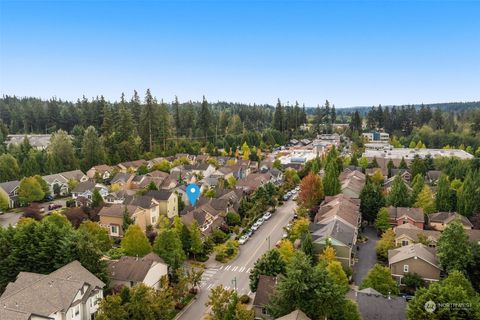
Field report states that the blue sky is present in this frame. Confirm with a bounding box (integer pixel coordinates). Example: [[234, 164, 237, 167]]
[[1, 0, 479, 107]]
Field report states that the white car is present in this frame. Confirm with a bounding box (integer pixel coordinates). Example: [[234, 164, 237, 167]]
[[295, 186, 300, 191], [291, 190, 297, 195], [256, 217, 265, 225], [263, 212, 272, 220], [238, 235, 249, 245], [251, 223, 260, 231]]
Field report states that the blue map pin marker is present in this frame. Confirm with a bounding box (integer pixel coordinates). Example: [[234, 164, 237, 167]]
[[186, 183, 201, 206]]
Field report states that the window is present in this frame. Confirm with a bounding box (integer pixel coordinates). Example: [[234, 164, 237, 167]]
[[403, 265, 409, 273], [401, 240, 409, 246], [111, 225, 119, 236], [151, 216, 157, 224], [262, 307, 269, 315]]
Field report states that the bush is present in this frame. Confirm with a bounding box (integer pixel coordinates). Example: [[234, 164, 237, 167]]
[[239, 294, 250, 304], [226, 212, 241, 226], [107, 247, 125, 259], [215, 253, 225, 262], [212, 228, 228, 244]]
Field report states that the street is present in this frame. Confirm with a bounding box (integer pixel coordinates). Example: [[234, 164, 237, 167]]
[[179, 199, 297, 320]]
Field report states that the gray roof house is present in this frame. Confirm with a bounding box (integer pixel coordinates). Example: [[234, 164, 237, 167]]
[[355, 288, 407, 320], [0, 180, 20, 208], [0, 260, 105, 320]]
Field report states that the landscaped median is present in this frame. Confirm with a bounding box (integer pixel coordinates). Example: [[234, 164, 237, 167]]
[[214, 239, 239, 263]]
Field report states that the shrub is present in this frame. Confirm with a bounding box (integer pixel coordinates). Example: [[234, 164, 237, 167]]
[[239, 294, 250, 304], [226, 212, 241, 226], [212, 228, 228, 244]]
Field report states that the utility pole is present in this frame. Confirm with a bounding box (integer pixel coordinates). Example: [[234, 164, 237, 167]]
[[266, 236, 270, 250], [231, 277, 237, 291]]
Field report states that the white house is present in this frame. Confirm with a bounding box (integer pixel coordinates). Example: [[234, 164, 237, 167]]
[[0, 260, 105, 320]]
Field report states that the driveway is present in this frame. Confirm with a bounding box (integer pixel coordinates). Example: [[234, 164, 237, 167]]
[[0, 212, 22, 228], [353, 226, 379, 285]]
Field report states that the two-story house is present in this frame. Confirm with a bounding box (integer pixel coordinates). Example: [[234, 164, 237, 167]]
[[86, 164, 115, 181], [0, 180, 20, 208], [71, 181, 109, 207], [0, 260, 105, 320], [144, 190, 178, 219], [99, 204, 147, 237]]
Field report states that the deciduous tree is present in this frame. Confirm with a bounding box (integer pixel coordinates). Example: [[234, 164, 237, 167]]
[[298, 172, 324, 209], [121, 225, 152, 257]]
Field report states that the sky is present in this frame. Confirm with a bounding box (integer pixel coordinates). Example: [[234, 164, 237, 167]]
[[0, 0, 479, 108]]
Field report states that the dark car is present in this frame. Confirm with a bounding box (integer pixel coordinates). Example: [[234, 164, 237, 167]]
[[44, 195, 54, 202], [48, 203, 62, 211]]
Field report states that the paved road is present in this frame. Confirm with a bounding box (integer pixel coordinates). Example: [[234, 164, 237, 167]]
[[353, 226, 379, 285], [0, 212, 22, 228], [179, 199, 297, 320]]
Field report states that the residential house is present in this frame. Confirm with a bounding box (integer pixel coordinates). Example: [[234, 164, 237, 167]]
[[59, 170, 89, 183], [144, 190, 178, 219], [393, 224, 440, 247], [388, 243, 441, 283], [104, 190, 127, 205], [253, 275, 276, 319], [275, 310, 311, 320], [99, 204, 147, 237], [117, 159, 147, 173], [355, 288, 406, 320], [270, 168, 284, 184], [110, 172, 135, 190], [0, 180, 20, 208], [181, 203, 224, 235], [146, 157, 166, 169], [425, 170, 442, 185], [171, 163, 216, 180], [387, 206, 425, 229], [310, 219, 358, 268], [123, 195, 161, 225], [314, 194, 361, 229], [427, 212, 473, 231], [107, 253, 168, 290], [71, 181, 109, 206], [211, 166, 235, 180], [42, 173, 69, 197], [86, 164, 115, 180], [196, 154, 210, 163], [339, 169, 365, 199], [236, 173, 273, 193], [384, 175, 413, 193], [0, 260, 105, 320], [390, 169, 412, 182]]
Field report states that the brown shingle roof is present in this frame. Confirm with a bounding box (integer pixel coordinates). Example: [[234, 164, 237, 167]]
[[108, 253, 166, 282], [98, 204, 139, 218], [388, 206, 424, 223], [428, 212, 473, 227], [253, 275, 276, 306]]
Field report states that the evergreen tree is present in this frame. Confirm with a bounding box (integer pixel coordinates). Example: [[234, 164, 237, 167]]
[[81, 126, 105, 171], [436, 174, 453, 212], [374, 208, 390, 233], [387, 175, 411, 207], [48, 129, 77, 171], [273, 99, 285, 132], [91, 188, 104, 208], [457, 170, 480, 217], [139, 89, 159, 152], [301, 232, 314, 263], [199, 96, 212, 141], [323, 161, 341, 196], [410, 173, 425, 204], [122, 206, 134, 232], [189, 220, 203, 259], [360, 178, 386, 223]]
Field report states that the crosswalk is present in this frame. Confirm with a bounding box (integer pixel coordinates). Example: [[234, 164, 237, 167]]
[[198, 265, 253, 289], [219, 265, 251, 273]]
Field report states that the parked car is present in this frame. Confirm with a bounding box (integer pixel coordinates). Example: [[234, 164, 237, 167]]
[[44, 195, 54, 202], [238, 235, 249, 245], [263, 212, 272, 220], [291, 190, 297, 195], [282, 232, 288, 239], [292, 194, 298, 200], [245, 229, 253, 237], [251, 223, 260, 231], [295, 186, 300, 191], [39, 207, 45, 213], [48, 203, 62, 211], [256, 217, 265, 225], [283, 195, 289, 201]]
